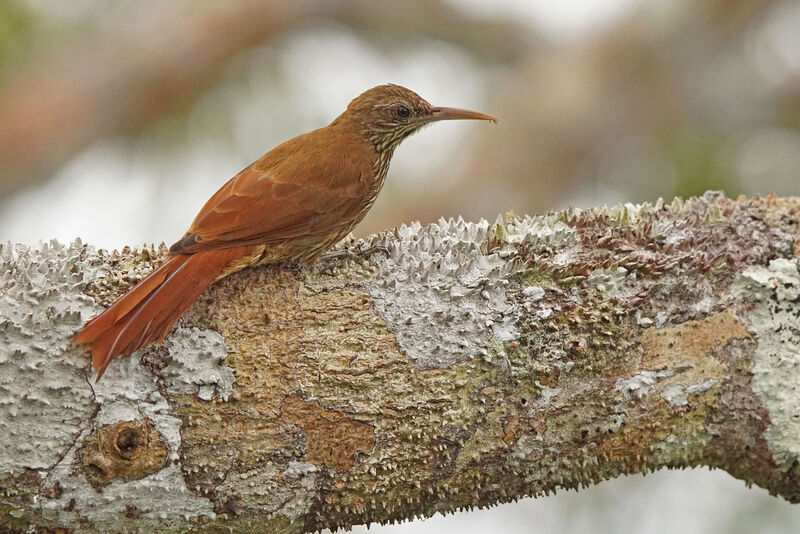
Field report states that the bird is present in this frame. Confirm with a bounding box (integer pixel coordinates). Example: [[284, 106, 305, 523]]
[[70, 84, 497, 380]]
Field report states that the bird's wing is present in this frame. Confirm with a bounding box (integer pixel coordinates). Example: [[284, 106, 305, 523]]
[[169, 143, 371, 254]]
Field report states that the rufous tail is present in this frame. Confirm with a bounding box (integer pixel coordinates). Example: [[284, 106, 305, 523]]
[[71, 248, 240, 380]]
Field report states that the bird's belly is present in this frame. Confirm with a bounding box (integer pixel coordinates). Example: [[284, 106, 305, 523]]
[[243, 221, 357, 267], [214, 245, 267, 280], [215, 193, 376, 277]]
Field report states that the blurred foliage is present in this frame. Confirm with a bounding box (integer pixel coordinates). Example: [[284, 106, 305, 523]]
[[0, 0, 33, 77], [669, 128, 733, 199]]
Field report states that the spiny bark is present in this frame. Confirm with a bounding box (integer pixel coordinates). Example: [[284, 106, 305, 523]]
[[1, 192, 799, 533]]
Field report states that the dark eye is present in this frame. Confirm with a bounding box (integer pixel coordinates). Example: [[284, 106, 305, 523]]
[[395, 104, 410, 119]]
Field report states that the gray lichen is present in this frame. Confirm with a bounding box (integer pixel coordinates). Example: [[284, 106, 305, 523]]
[[42, 321, 217, 528], [615, 370, 675, 401], [588, 266, 633, 299], [0, 241, 99, 475], [0, 241, 228, 530], [494, 213, 579, 252], [362, 214, 587, 370], [660, 380, 719, 408], [162, 327, 235, 401], [736, 258, 800, 473], [365, 218, 518, 368]]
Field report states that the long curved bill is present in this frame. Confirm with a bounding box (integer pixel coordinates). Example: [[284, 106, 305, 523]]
[[427, 107, 498, 123]]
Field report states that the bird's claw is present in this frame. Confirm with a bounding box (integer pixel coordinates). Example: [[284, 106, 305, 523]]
[[321, 245, 390, 264]]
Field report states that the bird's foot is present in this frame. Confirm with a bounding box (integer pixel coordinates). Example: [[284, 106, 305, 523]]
[[321, 245, 391, 264]]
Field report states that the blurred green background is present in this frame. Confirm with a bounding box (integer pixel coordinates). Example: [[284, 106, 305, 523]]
[[0, 0, 798, 532]]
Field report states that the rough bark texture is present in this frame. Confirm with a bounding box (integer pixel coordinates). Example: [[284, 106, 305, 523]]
[[1, 192, 799, 533]]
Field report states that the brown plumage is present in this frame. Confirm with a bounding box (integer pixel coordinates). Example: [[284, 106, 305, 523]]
[[71, 84, 497, 380]]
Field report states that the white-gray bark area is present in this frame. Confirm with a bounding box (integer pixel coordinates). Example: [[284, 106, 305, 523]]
[[1, 192, 799, 533]]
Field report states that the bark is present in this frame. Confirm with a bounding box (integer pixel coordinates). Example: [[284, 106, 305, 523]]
[[1, 191, 799, 533]]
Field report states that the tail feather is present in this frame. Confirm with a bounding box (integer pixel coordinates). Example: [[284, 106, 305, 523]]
[[71, 248, 241, 380]]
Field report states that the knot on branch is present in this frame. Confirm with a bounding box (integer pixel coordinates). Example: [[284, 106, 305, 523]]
[[78, 418, 168, 489]]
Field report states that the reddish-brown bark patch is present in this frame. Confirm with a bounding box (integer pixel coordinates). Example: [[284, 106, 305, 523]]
[[281, 393, 375, 470], [641, 309, 750, 370]]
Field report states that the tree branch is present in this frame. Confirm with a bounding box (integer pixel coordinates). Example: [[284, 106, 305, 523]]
[[1, 191, 799, 532]]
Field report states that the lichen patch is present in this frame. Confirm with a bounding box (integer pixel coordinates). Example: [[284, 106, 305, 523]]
[[161, 327, 235, 401], [0, 241, 221, 530], [0, 241, 99, 476], [736, 258, 800, 472], [615, 370, 675, 401], [588, 266, 634, 299], [364, 218, 518, 369]]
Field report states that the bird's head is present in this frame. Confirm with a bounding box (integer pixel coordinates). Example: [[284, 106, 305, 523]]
[[339, 84, 497, 153]]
